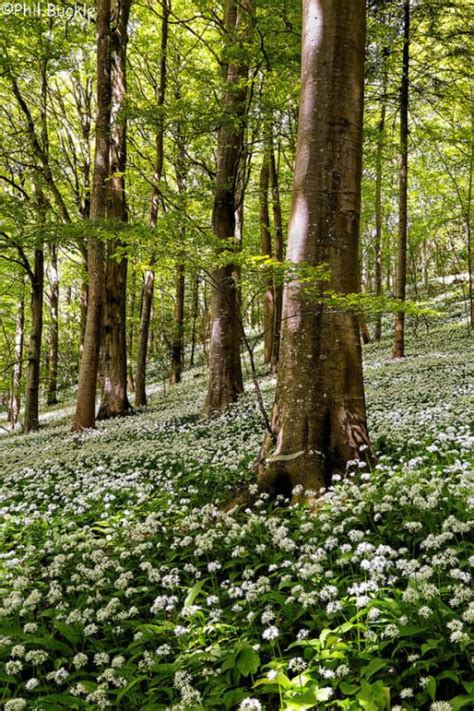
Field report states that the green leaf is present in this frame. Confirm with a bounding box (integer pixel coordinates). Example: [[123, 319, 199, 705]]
[[184, 579, 206, 608], [339, 682, 359, 696], [362, 657, 388, 681], [254, 672, 292, 690], [236, 645, 260, 677], [426, 676, 436, 701], [36, 694, 80, 707], [54, 620, 80, 645], [451, 696, 474, 711], [115, 675, 149, 703], [357, 680, 390, 711]]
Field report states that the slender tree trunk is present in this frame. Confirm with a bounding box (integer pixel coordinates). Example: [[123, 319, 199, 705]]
[[392, 0, 410, 358], [73, 0, 112, 431], [46, 242, 59, 405], [202, 0, 254, 416], [269, 133, 284, 372], [97, 0, 132, 420], [360, 320, 371, 345], [135, 0, 168, 406], [259, 153, 274, 364], [135, 270, 154, 406], [127, 269, 136, 392], [170, 264, 185, 384], [24, 246, 44, 432], [189, 272, 199, 368], [9, 287, 25, 429], [257, 0, 371, 497], [466, 87, 473, 327], [170, 103, 186, 385], [374, 54, 388, 342]]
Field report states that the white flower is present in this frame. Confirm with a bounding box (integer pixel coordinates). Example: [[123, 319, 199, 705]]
[[239, 699, 262, 710], [262, 626, 279, 641], [4, 701, 27, 711]]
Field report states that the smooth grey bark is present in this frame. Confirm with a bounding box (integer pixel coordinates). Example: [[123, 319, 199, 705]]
[[257, 0, 372, 497], [259, 152, 274, 364], [269, 134, 284, 372], [202, 0, 254, 416]]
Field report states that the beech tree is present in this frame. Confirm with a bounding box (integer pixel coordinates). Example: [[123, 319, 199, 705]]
[[73, 0, 112, 431], [257, 0, 372, 497], [393, 0, 410, 358], [201, 0, 254, 417], [97, 0, 133, 419], [134, 0, 169, 407]]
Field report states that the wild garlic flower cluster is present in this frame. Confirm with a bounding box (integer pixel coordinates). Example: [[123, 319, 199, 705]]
[[0, 300, 472, 709]]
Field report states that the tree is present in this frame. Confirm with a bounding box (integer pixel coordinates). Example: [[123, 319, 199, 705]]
[[202, 0, 254, 417], [392, 0, 410, 358], [135, 0, 169, 407], [269, 130, 284, 372], [257, 0, 372, 497], [97, 0, 133, 420], [46, 242, 60, 405], [73, 0, 112, 431], [259, 144, 274, 365], [23, 188, 45, 432], [8, 279, 25, 429]]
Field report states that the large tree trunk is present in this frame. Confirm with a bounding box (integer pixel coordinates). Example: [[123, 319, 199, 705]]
[[9, 285, 25, 429], [24, 247, 44, 432], [269, 133, 284, 373], [97, 0, 132, 420], [259, 153, 274, 365], [135, 0, 169, 407], [46, 242, 59, 405], [257, 0, 371, 498], [392, 0, 410, 358], [202, 0, 253, 417], [73, 0, 112, 431]]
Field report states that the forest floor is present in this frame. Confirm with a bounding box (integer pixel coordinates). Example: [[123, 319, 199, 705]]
[[0, 288, 473, 710]]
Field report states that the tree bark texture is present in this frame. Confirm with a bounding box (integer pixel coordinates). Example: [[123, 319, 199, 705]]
[[392, 0, 410, 358], [73, 0, 112, 430], [46, 242, 60, 405], [135, 0, 169, 406], [23, 247, 44, 432], [202, 0, 254, 416], [257, 0, 372, 497], [269, 135, 284, 373], [9, 286, 25, 429], [374, 68, 388, 342], [97, 0, 132, 420], [170, 106, 187, 385], [259, 154, 274, 364]]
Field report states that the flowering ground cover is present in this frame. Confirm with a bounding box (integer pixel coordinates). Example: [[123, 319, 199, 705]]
[[0, 293, 473, 710]]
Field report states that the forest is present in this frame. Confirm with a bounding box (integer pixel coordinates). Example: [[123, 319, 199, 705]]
[[0, 0, 473, 708]]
